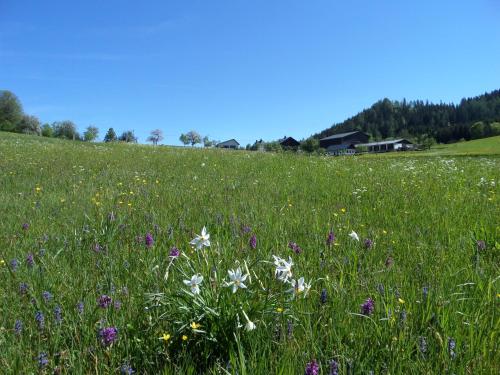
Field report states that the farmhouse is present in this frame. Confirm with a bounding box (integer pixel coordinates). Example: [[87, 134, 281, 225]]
[[319, 131, 369, 155], [216, 139, 240, 149], [279, 136, 300, 148], [356, 139, 414, 153]]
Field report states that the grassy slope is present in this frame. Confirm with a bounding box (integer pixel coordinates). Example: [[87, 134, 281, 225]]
[[0, 131, 499, 374]]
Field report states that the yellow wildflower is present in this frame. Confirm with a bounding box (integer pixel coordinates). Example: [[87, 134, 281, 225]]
[[398, 298, 405, 304], [341, 208, 346, 213], [276, 307, 283, 313], [182, 335, 188, 341], [0, 259, 5, 266], [160, 333, 171, 342], [190, 322, 201, 330]]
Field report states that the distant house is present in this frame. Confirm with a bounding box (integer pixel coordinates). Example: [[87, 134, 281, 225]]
[[279, 136, 300, 148], [216, 139, 240, 149], [356, 139, 414, 153]]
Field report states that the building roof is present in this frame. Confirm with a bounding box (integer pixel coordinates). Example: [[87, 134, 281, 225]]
[[356, 139, 413, 147], [217, 139, 240, 147], [279, 136, 300, 145], [320, 131, 367, 141]]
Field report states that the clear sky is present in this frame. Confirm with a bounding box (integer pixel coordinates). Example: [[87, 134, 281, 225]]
[[1, 1, 499, 145]]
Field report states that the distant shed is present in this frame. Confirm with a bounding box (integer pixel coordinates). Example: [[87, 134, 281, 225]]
[[216, 139, 240, 149]]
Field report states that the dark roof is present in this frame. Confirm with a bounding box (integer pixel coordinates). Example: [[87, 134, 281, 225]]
[[320, 131, 367, 141], [356, 139, 413, 147], [279, 136, 300, 145], [217, 139, 240, 146]]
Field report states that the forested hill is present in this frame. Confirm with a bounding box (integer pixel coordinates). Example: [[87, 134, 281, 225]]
[[313, 89, 500, 143]]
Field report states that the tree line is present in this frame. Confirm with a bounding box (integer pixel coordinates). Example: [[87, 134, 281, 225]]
[[0, 90, 138, 143], [313, 89, 500, 143]]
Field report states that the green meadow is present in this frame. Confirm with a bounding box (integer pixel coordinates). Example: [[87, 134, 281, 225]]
[[0, 132, 498, 374]]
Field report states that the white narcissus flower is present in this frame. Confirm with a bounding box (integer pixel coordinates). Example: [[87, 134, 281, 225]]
[[349, 230, 360, 241], [226, 267, 248, 293], [273, 255, 293, 282], [183, 274, 203, 295], [241, 310, 256, 331], [190, 226, 211, 250], [287, 277, 311, 298]]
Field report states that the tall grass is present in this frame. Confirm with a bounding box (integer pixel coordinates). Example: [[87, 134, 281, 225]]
[[0, 132, 498, 373]]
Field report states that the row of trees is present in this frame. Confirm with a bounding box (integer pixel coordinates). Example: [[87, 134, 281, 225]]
[[314, 90, 500, 143], [0, 90, 140, 143]]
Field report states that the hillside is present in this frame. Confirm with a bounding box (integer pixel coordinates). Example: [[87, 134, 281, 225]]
[[313, 89, 500, 143]]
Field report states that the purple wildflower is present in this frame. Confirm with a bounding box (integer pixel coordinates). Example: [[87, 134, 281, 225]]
[[14, 319, 23, 335], [37, 352, 49, 369], [448, 337, 456, 359], [10, 259, 19, 272], [54, 305, 62, 324], [422, 286, 429, 300], [320, 288, 327, 304], [364, 238, 373, 249], [19, 282, 29, 295], [145, 233, 154, 248], [26, 253, 34, 268], [329, 360, 339, 375], [121, 363, 135, 374], [476, 240, 486, 251], [114, 300, 122, 310], [169, 247, 180, 258], [304, 359, 319, 375], [327, 231, 335, 246], [99, 326, 118, 347], [242, 225, 252, 234], [360, 297, 375, 316], [42, 291, 53, 303], [288, 241, 302, 254], [98, 295, 113, 308], [22, 222, 30, 231], [93, 243, 103, 253], [76, 301, 84, 314], [418, 336, 427, 354], [249, 234, 257, 249], [35, 311, 45, 330]]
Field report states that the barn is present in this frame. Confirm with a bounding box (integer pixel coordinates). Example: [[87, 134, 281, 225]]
[[319, 131, 369, 149], [216, 139, 240, 149], [320, 131, 369, 155]]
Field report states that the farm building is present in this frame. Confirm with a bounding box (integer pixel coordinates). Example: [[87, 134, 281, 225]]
[[279, 136, 300, 148], [356, 139, 414, 153], [320, 131, 369, 155], [216, 139, 240, 149]]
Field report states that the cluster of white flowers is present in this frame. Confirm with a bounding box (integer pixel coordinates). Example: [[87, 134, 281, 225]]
[[272, 255, 310, 298]]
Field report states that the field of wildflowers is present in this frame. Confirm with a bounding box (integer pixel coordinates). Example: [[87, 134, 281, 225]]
[[0, 132, 498, 374]]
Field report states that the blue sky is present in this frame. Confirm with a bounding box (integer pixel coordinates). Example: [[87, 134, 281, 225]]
[[1, 0, 499, 145]]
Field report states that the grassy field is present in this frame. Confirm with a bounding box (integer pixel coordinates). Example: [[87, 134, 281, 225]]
[[0, 132, 499, 374]]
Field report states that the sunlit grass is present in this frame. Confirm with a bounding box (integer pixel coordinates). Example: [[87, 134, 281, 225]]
[[0, 132, 498, 374]]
